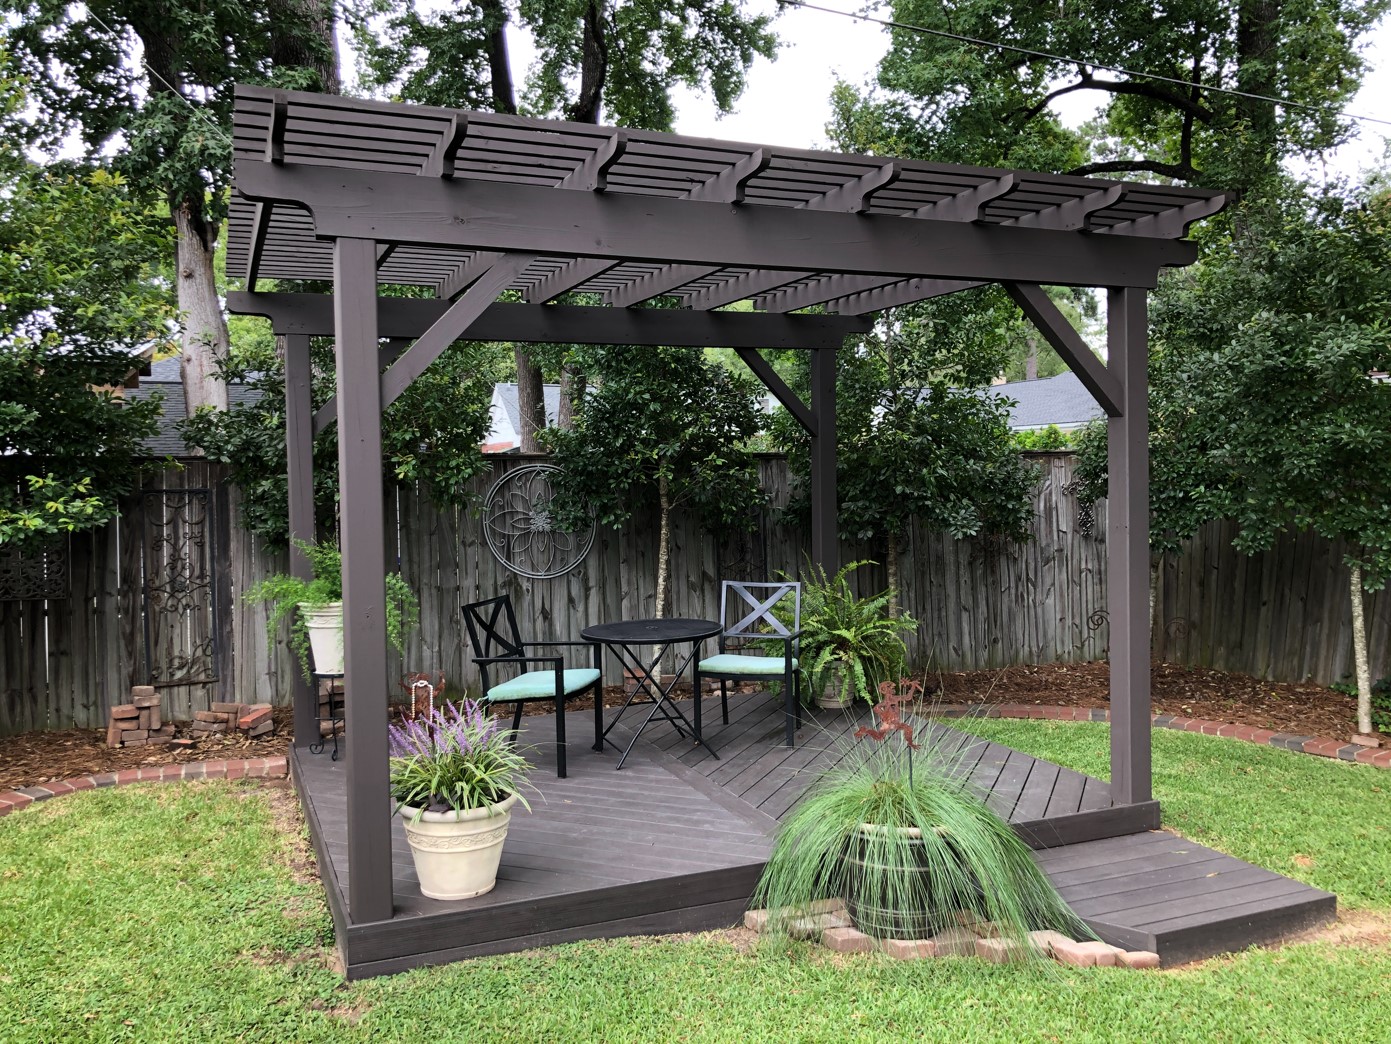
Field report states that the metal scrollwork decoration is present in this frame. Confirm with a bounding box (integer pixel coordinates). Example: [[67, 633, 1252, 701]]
[[0, 543, 69, 601], [482, 464, 595, 579]]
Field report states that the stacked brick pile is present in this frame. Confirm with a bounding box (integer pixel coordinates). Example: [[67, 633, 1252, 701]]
[[745, 900, 1161, 969], [192, 701, 275, 739], [106, 687, 176, 749], [318, 677, 344, 738]]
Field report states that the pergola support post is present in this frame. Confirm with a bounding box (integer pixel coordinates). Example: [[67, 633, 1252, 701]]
[[1107, 287, 1152, 805], [809, 347, 838, 575], [334, 237, 395, 924], [283, 333, 317, 748]]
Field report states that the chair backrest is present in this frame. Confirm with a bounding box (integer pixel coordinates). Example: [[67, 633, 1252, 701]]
[[718, 580, 801, 640], [462, 595, 525, 660]]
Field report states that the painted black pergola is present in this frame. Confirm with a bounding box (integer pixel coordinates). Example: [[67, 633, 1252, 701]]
[[225, 86, 1226, 926]]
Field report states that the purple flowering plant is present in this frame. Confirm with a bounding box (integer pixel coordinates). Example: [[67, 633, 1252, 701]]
[[388, 699, 533, 821]]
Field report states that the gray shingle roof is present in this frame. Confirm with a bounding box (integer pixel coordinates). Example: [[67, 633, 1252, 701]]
[[986, 371, 1104, 431], [494, 382, 562, 434], [125, 356, 261, 457]]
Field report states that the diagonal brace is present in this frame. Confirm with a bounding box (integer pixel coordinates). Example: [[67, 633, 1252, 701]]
[[1004, 282, 1123, 417], [735, 347, 815, 436]]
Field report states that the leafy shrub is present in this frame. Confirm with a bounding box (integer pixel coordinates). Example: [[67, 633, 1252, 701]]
[[793, 560, 915, 705]]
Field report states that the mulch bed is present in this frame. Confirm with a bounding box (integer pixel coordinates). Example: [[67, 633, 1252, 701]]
[[0, 667, 1359, 793], [928, 661, 1360, 740]]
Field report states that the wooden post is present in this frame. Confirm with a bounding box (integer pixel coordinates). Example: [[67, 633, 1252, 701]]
[[334, 238, 394, 924], [1107, 287, 1151, 805], [809, 347, 837, 575], [283, 333, 317, 749]]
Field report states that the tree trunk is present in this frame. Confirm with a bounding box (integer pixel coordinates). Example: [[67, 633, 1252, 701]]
[[568, 0, 610, 123], [479, 0, 517, 114], [886, 530, 900, 617], [173, 202, 229, 416], [655, 474, 672, 620], [514, 348, 545, 452], [268, 0, 342, 93], [1149, 555, 1160, 650], [559, 362, 585, 431], [1350, 563, 1374, 736], [1024, 330, 1040, 381]]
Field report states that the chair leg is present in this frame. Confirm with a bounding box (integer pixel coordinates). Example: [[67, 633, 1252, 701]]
[[555, 695, 567, 778], [693, 671, 703, 741], [721, 679, 729, 724], [783, 665, 795, 747], [511, 701, 524, 737], [592, 680, 604, 753]]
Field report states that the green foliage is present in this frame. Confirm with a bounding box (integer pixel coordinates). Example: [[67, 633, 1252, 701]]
[[831, 0, 1388, 194], [0, 69, 174, 549], [1371, 677, 1391, 735], [543, 347, 767, 534], [243, 539, 419, 678], [773, 302, 1040, 547], [1011, 426, 1075, 452], [793, 562, 915, 706], [754, 719, 1087, 947], [182, 333, 504, 547], [388, 699, 533, 818]]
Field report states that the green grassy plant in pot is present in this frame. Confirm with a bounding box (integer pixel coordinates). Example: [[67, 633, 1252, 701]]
[[244, 539, 419, 677], [754, 680, 1088, 950], [795, 561, 915, 710], [389, 699, 534, 900]]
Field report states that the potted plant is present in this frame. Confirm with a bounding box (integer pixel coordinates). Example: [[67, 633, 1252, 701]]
[[389, 699, 534, 900], [245, 539, 419, 677], [754, 680, 1087, 949], [795, 561, 915, 709]]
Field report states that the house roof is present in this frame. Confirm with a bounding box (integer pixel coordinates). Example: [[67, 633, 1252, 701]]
[[493, 382, 562, 436], [125, 356, 261, 457], [987, 371, 1105, 430], [227, 86, 1225, 314]]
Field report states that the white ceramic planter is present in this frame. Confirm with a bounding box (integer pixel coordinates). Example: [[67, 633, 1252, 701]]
[[300, 601, 344, 675], [398, 793, 520, 900], [816, 665, 853, 710]]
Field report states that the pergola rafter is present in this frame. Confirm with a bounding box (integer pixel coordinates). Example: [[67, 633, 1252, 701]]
[[224, 85, 1227, 927]]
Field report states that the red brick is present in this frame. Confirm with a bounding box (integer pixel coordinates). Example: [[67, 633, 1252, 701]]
[[137, 767, 163, 781], [201, 761, 228, 779], [1166, 717, 1190, 729], [114, 769, 141, 784], [194, 710, 224, 723], [822, 926, 875, 953], [159, 765, 183, 780], [1049, 938, 1098, 967], [43, 780, 75, 796], [1028, 931, 1074, 956], [132, 695, 161, 709], [121, 737, 147, 748], [1198, 721, 1224, 735], [130, 685, 157, 698], [1216, 723, 1241, 738], [225, 762, 248, 780], [248, 720, 274, 738], [928, 927, 978, 956], [883, 938, 936, 959], [145, 735, 172, 747], [1304, 740, 1341, 758], [976, 937, 1027, 963], [158, 724, 175, 736], [239, 706, 273, 729], [107, 723, 123, 747], [148, 707, 161, 731], [210, 701, 245, 715], [0, 792, 34, 811], [170, 738, 198, 749], [1117, 950, 1161, 969], [743, 908, 768, 932], [67, 777, 95, 793], [110, 704, 140, 719], [123, 729, 149, 741], [264, 756, 288, 776]]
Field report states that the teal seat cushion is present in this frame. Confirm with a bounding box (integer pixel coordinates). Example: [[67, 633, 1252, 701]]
[[697, 654, 797, 676], [487, 668, 600, 702]]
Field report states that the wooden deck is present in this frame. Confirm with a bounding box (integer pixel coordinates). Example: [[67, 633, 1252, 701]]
[[294, 687, 1334, 978]]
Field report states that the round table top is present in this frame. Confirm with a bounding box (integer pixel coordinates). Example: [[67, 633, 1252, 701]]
[[580, 617, 722, 644]]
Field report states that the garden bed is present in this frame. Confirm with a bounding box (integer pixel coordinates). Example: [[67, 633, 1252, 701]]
[[933, 661, 1358, 740]]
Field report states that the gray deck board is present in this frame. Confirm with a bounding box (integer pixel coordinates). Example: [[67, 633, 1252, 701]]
[[293, 691, 1335, 977]]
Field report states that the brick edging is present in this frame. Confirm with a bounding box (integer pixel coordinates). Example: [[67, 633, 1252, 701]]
[[934, 704, 1391, 769], [0, 756, 290, 818]]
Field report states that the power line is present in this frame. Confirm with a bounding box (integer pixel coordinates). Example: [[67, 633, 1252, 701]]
[[777, 0, 1391, 130]]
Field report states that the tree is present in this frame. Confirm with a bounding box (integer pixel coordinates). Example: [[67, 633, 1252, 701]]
[[773, 293, 1040, 612], [0, 68, 174, 547], [349, 0, 778, 444], [830, 0, 1387, 195], [544, 347, 767, 619], [1078, 175, 1391, 736], [2, 1, 341, 417]]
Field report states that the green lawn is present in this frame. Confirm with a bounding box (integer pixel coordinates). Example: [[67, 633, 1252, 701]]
[[0, 728, 1386, 1044], [950, 719, 1391, 907]]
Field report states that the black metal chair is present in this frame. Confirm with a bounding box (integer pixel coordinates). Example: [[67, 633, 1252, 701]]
[[694, 580, 803, 747], [462, 595, 603, 778]]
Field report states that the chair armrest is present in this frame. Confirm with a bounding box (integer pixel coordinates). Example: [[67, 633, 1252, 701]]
[[521, 640, 600, 649], [474, 655, 564, 668]]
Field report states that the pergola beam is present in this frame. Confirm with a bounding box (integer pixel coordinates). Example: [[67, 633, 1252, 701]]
[[236, 161, 1195, 288], [1004, 283, 1123, 417], [605, 265, 720, 307], [524, 258, 619, 303]]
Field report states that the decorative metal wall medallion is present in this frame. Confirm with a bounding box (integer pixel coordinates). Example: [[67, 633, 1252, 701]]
[[0, 542, 69, 601], [482, 464, 594, 579]]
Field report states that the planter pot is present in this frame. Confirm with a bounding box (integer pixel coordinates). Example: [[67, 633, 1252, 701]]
[[844, 823, 980, 940], [815, 666, 854, 710], [398, 793, 520, 900], [300, 601, 344, 675]]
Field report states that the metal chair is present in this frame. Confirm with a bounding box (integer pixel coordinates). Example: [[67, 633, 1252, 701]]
[[694, 581, 802, 747], [462, 595, 603, 778]]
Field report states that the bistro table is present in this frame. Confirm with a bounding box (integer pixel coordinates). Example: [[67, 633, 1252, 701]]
[[581, 617, 723, 770]]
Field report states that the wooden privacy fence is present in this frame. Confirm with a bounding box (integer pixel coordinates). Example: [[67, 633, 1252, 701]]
[[1, 452, 1386, 735]]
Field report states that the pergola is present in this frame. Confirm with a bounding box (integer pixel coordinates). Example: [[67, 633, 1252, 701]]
[[225, 85, 1226, 925]]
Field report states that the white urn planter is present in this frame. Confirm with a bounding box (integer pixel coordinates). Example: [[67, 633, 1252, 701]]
[[816, 665, 854, 710], [300, 601, 344, 675], [399, 793, 520, 900]]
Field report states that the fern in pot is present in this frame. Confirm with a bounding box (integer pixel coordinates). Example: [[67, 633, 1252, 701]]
[[390, 699, 534, 900], [754, 680, 1088, 953], [245, 539, 419, 677], [796, 561, 915, 709]]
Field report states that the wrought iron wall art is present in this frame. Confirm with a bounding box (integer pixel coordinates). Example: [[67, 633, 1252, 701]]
[[141, 488, 219, 685], [1062, 479, 1097, 538], [0, 543, 69, 601], [482, 464, 595, 579]]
